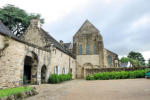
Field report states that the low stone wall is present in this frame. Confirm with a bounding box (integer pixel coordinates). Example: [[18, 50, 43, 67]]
[[0, 87, 38, 100], [85, 67, 150, 77]]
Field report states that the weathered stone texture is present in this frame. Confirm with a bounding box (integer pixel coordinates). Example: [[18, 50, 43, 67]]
[[0, 33, 54, 88], [73, 20, 119, 78], [77, 55, 99, 66], [50, 48, 76, 79], [0, 34, 25, 89]]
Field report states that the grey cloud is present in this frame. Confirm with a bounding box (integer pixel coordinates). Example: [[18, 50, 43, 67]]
[[43, 0, 150, 57]]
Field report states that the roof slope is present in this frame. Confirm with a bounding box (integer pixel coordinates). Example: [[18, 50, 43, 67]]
[[40, 29, 74, 57], [0, 20, 75, 58], [63, 43, 71, 49], [104, 48, 118, 56], [0, 20, 16, 38], [74, 20, 102, 37]]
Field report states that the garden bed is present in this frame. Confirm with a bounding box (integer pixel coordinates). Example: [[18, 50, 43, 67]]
[[86, 69, 149, 80], [0, 86, 38, 100]]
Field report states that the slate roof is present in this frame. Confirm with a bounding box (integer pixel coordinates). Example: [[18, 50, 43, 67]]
[[64, 43, 71, 49], [105, 48, 118, 56], [0, 20, 16, 38], [0, 20, 75, 58], [40, 29, 75, 58]]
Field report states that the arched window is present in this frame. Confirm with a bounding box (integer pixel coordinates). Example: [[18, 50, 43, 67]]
[[62, 68, 65, 74], [107, 56, 112, 66], [86, 44, 90, 54], [93, 45, 96, 54], [79, 45, 82, 55]]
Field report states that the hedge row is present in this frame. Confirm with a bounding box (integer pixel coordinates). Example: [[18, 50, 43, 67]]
[[48, 73, 72, 84], [86, 69, 149, 80]]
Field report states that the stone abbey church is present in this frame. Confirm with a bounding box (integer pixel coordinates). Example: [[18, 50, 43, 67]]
[[0, 19, 119, 88]]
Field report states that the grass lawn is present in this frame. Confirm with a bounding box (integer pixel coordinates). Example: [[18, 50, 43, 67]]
[[0, 86, 32, 98]]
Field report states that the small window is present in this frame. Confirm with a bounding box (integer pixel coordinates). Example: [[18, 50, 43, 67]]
[[86, 44, 90, 54], [54, 66, 59, 74], [79, 45, 82, 55], [93, 45, 96, 54], [62, 68, 65, 74]]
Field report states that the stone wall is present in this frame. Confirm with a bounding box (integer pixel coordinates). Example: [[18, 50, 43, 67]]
[[50, 48, 76, 79], [77, 55, 99, 66], [0, 32, 76, 88], [103, 49, 119, 68], [20, 19, 47, 47], [0, 34, 25, 88]]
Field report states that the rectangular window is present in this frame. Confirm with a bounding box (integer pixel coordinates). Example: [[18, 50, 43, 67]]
[[86, 44, 90, 54], [80, 45, 82, 55], [54, 66, 59, 74], [93, 45, 96, 54]]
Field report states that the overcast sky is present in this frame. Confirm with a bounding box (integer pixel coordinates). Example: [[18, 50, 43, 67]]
[[0, 0, 150, 60]]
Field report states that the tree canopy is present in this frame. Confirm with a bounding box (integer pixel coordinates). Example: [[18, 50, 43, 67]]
[[120, 57, 130, 63], [128, 51, 145, 65], [0, 4, 44, 37]]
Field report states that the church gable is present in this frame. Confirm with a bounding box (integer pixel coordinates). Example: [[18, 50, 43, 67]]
[[74, 20, 101, 36]]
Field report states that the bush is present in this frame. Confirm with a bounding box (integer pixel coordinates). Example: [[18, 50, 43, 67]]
[[0, 86, 32, 98], [49, 73, 72, 84], [86, 75, 94, 80], [86, 69, 149, 80]]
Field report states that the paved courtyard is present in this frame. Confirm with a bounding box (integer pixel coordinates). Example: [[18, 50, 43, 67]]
[[26, 79, 150, 100]]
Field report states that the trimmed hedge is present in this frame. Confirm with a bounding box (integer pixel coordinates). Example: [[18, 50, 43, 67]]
[[48, 73, 72, 84], [86, 69, 149, 80]]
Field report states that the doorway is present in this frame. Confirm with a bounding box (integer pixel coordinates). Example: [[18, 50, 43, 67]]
[[41, 65, 47, 83]]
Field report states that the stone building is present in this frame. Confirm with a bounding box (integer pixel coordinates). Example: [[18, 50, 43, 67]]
[[0, 19, 76, 89], [65, 20, 119, 78], [0, 19, 119, 88]]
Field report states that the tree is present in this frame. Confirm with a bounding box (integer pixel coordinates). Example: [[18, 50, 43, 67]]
[[0, 4, 44, 37], [128, 51, 145, 66], [120, 57, 130, 63], [148, 59, 150, 67]]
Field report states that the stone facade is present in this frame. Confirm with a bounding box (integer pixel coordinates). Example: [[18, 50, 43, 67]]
[[72, 20, 119, 78], [0, 19, 76, 89], [0, 19, 119, 88]]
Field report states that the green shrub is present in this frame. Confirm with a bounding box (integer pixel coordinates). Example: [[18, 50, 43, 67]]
[[48, 73, 72, 84], [85, 69, 149, 80], [48, 74, 59, 83], [86, 75, 94, 80], [0, 86, 32, 98]]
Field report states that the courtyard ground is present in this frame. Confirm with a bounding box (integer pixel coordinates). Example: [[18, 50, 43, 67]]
[[26, 79, 150, 100]]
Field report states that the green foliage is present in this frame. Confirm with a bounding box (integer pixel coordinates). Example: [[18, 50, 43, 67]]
[[147, 59, 150, 67], [120, 57, 130, 63], [0, 86, 32, 98], [0, 4, 44, 36], [128, 51, 145, 66], [48, 73, 72, 84], [86, 75, 94, 80], [86, 69, 149, 80]]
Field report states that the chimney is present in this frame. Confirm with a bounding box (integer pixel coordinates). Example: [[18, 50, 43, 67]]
[[30, 19, 40, 28], [60, 40, 63, 45]]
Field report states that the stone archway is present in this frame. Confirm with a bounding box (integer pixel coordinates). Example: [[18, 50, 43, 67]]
[[41, 65, 47, 84], [23, 51, 38, 85], [82, 63, 93, 78]]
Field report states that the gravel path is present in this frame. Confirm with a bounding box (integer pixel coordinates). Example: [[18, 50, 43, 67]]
[[26, 79, 150, 100]]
